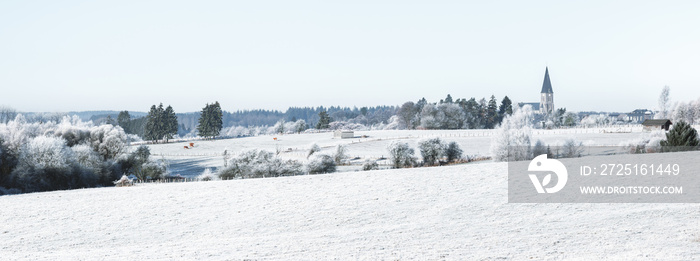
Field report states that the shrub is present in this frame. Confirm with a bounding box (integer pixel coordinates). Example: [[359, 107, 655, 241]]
[[532, 139, 548, 158], [388, 141, 416, 168], [219, 149, 304, 179], [307, 143, 321, 158], [197, 168, 217, 181], [133, 161, 167, 181], [444, 141, 463, 163], [561, 138, 584, 158], [620, 131, 665, 154], [333, 144, 348, 164], [418, 138, 445, 166], [362, 160, 379, 171], [308, 154, 336, 174]]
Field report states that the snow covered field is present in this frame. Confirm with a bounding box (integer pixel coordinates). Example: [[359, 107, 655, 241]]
[[146, 128, 645, 177], [1, 157, 698, 260]]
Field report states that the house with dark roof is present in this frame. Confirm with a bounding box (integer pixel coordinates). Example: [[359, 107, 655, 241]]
[[642, 119, 672, 131], [627, 109, 654, 123]]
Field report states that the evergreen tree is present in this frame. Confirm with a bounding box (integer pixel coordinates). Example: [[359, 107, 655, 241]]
[[486, 95, 499, 128], [117, 111, 131, 129], [444, 94, 453, 104], [164, 105, 178, 142], [660, 120, 699, 152], [197, 102, 223, 139], [144, 103, 178, 142], [463, 98, 479, 129], [316, 110, 331, 129], [144, 105, 159, 141], [498, 96, 513, 119]]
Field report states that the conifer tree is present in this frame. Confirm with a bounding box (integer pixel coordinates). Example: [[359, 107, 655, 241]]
[[661, 120, 699, 152], [144, 103, 178, 143], [197, 102, 223, 139], [316, 110, 331, 129]]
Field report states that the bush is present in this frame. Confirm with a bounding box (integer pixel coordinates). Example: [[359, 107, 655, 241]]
[[196, 168, 217, 181], [362, 160, 379, 171], [388, 141, 416, 168], [333, 145, 348, 164], [660, 120, 699, 152], [444, 141, 463, 163], [133, 161, 167, 181], [219, 149, 304, 179], [532, 139, 547, 158], [561, 138, 584, 158], [307, 143, 321, 158], [418, 138, 445, 166], [620, 131, 665, 154], [308, 154, 336, 174]]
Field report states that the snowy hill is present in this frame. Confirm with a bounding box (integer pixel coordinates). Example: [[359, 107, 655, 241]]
[[1, 160, 697, 260]]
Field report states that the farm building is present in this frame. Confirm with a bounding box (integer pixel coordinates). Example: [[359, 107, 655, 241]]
[[642, 119, 672, 132], [334, 130, 354, 139]]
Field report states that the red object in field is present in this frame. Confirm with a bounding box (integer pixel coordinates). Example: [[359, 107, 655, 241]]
[[273, 137, 277, 141], [190, 143, 194, 147], [184, 146, 189, 149]]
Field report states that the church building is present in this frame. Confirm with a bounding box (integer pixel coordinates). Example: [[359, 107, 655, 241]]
[[518, 67, 555, 115], [539, 67, 554, 114]]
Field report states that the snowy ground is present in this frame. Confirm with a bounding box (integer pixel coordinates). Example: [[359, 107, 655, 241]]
[[1, 156, 698, 260], [145, 127, 645, 177]]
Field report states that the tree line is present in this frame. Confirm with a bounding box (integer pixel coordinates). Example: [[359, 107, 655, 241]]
[[118, 102, 224, 142], [397, 94, 514, 130]]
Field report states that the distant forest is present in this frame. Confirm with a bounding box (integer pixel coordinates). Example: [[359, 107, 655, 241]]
[[85, 105, 398, 137]]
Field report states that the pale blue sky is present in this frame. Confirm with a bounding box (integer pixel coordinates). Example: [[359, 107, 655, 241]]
[[1, 1, 699, 113]]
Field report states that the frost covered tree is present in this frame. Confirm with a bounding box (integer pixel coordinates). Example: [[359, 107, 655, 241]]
[[10, 136, 83, 192], [397, 101, 418, 129], [388, 141, 416, 168], [333, 144, 348, 164], [273, 120, 286, 134], [490, 105, 534, 162], [419, 104, 441, 129], [307, 143, 321, 158], [197, 102, 223, 139], [294, 119, 308, 133], [89, 124, 127, 161], [0, 106, 17, 124], [418, 137, 445, 166], [438, 103, 465, 129], [657, 86, 671, 119]]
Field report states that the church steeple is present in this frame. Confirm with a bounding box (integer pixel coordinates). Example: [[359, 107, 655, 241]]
[[541, 67, 553, 94], [540, 67, 554, 114]]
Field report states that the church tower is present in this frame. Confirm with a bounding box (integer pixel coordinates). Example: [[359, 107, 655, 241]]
[[540, 67, 554, 114]]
